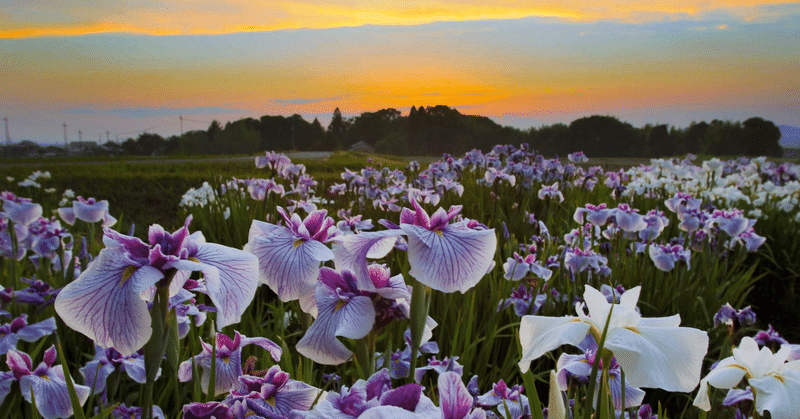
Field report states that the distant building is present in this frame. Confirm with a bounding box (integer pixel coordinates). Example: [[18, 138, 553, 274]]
[[67, 141, 100, 155], [349, 141, 374, 153]]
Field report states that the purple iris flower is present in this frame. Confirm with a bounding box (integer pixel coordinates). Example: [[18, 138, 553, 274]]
[[80, 346, 152, 396], [476, 380, 529, 419], [568, 152, 588, 163], [497, 284, 549, 317], [294, 369, 437, 419], [183, 401, 233, 419], [713, 303, 756, 329], [244, 207, 337, 304], [648, 244, 691, 272], [57, 196, 116, 227], [502, 252, 552, 282], [556, 350, 645, 411], [638, 210, 669, 241], [613, 204, 648, 232], [573, 203, 611, 227], [296, 266, 410, 365], [107, 404, 165, 419], [1, 194, 43, 226], [538, 182, 564, 202], [564, 247, 608, 275], [415, 356, 464, 384], [664, 192, 702, 214], [0, 314, 56, 355], [178, 331, 282, 396], [2, 346, 90, 419], [398, 199, 497, 293], [226, 366, 319, 417], [706, 209, 751, 237], [55, 215, 259, 356]]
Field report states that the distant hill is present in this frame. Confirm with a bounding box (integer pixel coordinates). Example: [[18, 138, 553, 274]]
[[780, 125, 800, 147]]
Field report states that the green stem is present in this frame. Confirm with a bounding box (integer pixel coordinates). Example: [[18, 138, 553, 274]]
[[355, 330, 377, 379], [407, 281, 431, 384], [142, 269, 177, 419]]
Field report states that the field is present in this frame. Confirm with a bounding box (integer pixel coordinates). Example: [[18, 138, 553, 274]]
[[1, 148, 799, 419]]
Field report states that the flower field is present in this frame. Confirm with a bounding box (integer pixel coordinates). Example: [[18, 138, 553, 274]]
[[1, 146, 800, 419]]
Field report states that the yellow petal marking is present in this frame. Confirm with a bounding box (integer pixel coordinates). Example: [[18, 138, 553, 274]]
[[121, 265, 138, 286]]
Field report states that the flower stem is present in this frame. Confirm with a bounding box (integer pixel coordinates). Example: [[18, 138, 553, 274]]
[[142, 269, 177, 419], [407, 281, 431, 384]]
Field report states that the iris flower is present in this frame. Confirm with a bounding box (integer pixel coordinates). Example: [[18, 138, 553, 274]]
[[519, 285, 708, 393], [244, 207, 337, 304], [55, 216, 259, 356], [226, 366, 319, 417], [2, 346, 91, 419], [178, 331, 282, 396], [0, 314, 57, 355], [693, 336, 800, 419], [339, 199, 496, 294], [57, 196, 116, 227]]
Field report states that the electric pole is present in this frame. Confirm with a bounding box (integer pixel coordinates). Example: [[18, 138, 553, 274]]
[[180, 114, 184, 135], [79, 130, 82, 142], [3, 117, 9, 145], [63, 123, 68, 148], [106, 131, 110, 143]]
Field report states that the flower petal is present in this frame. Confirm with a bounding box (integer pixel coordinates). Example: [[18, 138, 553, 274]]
[[519, 316, 590, 373], [56, 208, 77, 226], [54, 248, 164, 356], [693, 358, 748, 411], [605, 326, 708, 392], [333, 230, 404, 292], [20, 367, 90, 419], [79, 361, 115, 395], [439, 371, 473, 419], [296, 290, 375, 365], [245, 221, 333, 301], [191, 243, 258, 328], [749, 371, 800, 419], [240, 336, 282, 362], [401, 224, 496, 293]]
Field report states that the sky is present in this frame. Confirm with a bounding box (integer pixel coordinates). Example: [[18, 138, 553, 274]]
[[1, 1, 799, 144]]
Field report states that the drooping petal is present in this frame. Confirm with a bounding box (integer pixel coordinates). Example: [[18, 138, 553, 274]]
[[54, 248, 164, 356], [401, 224, 496, 293], [56, 208, 77, 226], [439, 371, 473, 419], [272, 380, 322, 415], [605, 326, 708, 392], [296, 289, 375, 365], [73, 200, 109, 224], [190, 242, 259, 328], [693, 358, 748, 411], [245, 221, 334, 301], [332, 230, 404, 292], [15, 317, 57, 344], [120, 357, 149, 384], [519, 316, 591, 373], [749, 371, 800, 419], [3, 200, 43, 226], [240, 336, 282, 362], [80, 360, 115, 395], [20, 367, 90, 419]]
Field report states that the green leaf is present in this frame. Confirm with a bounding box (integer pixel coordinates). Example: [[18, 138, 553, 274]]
[[55, 333, 88, 419], [88, 403, 120, 419]]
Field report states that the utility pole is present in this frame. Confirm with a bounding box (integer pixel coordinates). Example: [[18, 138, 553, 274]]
[[106, 131, 110, 143], [63, 123, 68, 148], [180, 114, 184, 135], [3, 117, 9, 145], [78, 130, 82, 142]]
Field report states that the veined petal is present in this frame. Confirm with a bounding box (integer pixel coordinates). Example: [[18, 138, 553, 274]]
[[79, 361, 115, 395], [296, 291, 375, 365], [209, 349, 243, 396], [272, 380, 321, 414], [605, 326, 708, 392], [749, 371, 800, 419], [74, 200, 108, 223], [333, 230, 404, 292], [54, 248, 164, 356], [519, 316, 590, 373], [439, 371, 472, 419], [192, 243, 258, 329], [20, 367, 90, 419], [240, 336, 282, 362], [401, 225, 496, 293], [358, 406, 421, 419], [245, 222, 333, 301]]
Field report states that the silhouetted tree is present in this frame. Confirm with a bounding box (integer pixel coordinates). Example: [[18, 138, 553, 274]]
[[743, 117, 783, 157]]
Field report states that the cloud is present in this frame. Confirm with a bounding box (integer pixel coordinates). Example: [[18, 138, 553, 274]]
[[3, 1, 799, 38], [271, 97, 343, 105], [63, 106, 247, 118]]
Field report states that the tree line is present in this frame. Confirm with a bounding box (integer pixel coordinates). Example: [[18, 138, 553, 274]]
[[2, 107, 785, 158]]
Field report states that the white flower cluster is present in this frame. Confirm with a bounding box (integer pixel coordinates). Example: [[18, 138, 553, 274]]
[[179, 182, 218, 208], [17, 170, 51, 189]]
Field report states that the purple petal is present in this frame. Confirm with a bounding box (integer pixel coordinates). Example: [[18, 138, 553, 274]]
[[333, 230, 404, 292], [80, 361, 115, 395], [3, 200, 42, 226], [1, 371, 14, 406], [121, 357, 149, 383], [273, 381, 324, 415], [191, 243, 259, 328], [439, 371, 473, 419], [15, 317, 57, 344], [73, 200, 109, 224], [54, 248, 164, 356], [56, 208, 77, 226], [20, 367, 90, 419], [240, 336, 282, 362], [296, 290, 375, 365], [401, 224, 497, 293], [379, 384, 422, 411], [245, 221, 334, 301]]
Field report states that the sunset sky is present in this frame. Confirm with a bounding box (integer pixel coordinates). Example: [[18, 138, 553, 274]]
[[1, 1, 798, 144]]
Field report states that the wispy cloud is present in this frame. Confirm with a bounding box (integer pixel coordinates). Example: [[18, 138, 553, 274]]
[[64, 106, 247, 118], [2, 1, 798, 38]]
